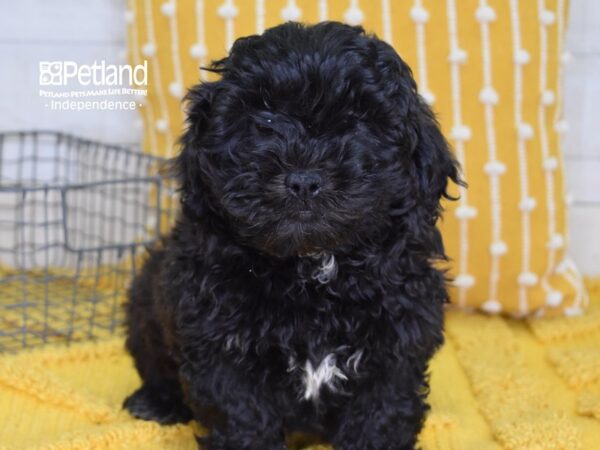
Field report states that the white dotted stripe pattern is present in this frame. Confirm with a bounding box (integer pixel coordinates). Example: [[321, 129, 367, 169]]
[[553, 0, 569, 136], [318, 0, 328, 22], [193, 0, 209, 82], [218, 0, 238, 52], [127, 0, 158, 157], [554, 0, 569, 250], [476, 0, 504, 315], [411, 0, 434, 106], [143, 0, 174, 155], [162, 1, 186, 136], [255, 0, 266, 34], [381, 0, 392, 44], [446, 0, 473, 307], [553, 0, 586, 312], [536, 0, 563, 309], [509, 0, 535, 315]]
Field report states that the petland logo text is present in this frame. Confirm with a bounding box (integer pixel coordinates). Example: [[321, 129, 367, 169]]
[[38, 60, 148, 111], [39, 61, 147, 87]]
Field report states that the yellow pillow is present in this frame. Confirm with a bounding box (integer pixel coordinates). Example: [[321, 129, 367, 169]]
[[126, 0, 587, 317]]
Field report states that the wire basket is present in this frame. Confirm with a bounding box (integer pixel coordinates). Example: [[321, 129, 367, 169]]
[[0, 131, 175, 351]]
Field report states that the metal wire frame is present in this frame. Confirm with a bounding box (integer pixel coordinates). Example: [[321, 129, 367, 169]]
[[0, 131, 177, 351]]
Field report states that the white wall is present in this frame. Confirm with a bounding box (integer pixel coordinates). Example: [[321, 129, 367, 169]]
[[0, 0, 140, 145], [564, 0, 600, 275], [0, 0, 598, 274]]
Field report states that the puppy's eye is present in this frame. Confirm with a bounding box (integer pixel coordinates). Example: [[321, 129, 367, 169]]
[[255, 119, 275, 134]]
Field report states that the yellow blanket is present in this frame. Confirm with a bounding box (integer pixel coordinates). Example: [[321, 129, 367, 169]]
[[1, 282, 600, 449]]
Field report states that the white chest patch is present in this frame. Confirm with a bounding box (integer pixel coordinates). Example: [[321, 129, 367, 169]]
[[300, 354, 347, 401], [311, 252, 337, 284]]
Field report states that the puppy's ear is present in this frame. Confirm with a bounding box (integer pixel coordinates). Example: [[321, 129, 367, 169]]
[[182, 81, 218, 142], [174, 82, 219, 217], [373, 38, 462, 221], [409, 104, 462, 221]]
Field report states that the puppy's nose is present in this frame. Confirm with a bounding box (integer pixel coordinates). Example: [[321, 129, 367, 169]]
[[285, 171, 322, 198]]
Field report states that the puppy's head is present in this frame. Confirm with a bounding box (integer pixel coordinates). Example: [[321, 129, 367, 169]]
[[177, 22, 460, 258]]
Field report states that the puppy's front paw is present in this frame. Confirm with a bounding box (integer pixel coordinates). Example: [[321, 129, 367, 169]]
[[123, 383, 192, 425]]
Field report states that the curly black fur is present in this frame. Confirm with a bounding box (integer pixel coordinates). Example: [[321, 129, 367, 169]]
[[123, 21, 461, 450]]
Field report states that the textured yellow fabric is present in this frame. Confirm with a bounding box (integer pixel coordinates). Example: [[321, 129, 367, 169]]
[[1, 280, 599, 449], [126, 0, 585, 317]]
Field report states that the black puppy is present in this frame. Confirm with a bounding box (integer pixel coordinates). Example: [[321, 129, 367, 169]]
[[124, 21, 460, 450]]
